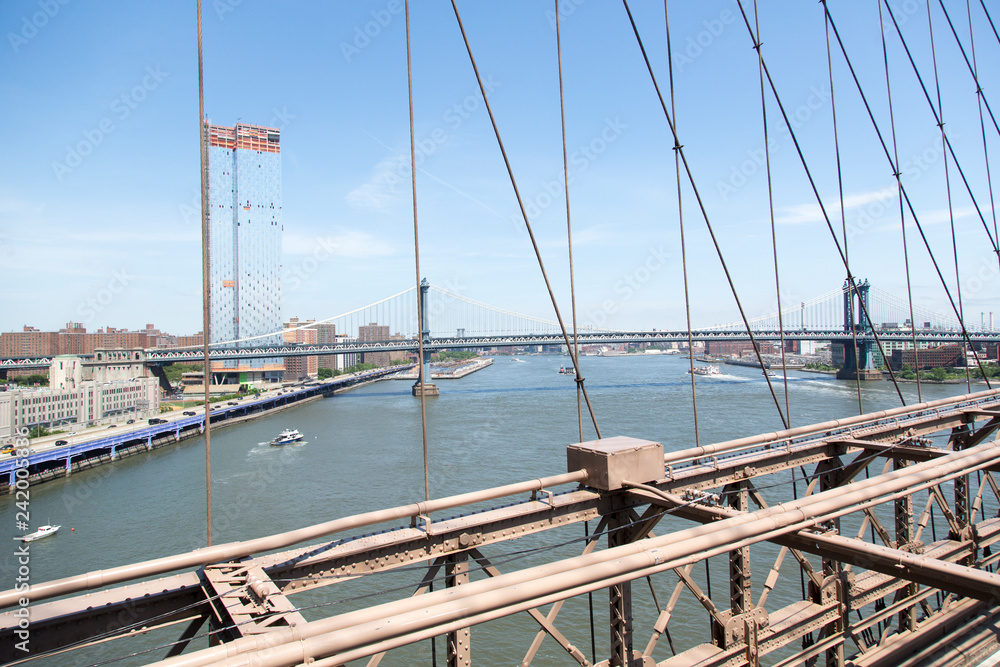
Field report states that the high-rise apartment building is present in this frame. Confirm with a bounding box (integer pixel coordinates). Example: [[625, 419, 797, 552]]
[[207, 122, 283, 383], [282, 317, 318, 380], [357, 323, 390, 368]]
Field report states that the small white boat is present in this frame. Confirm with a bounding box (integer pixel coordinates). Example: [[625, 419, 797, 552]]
[[558, 366, 575, 375], [688, 365, 721, 376], [270, 429, 303, 446], [19, 525, 60, 542]]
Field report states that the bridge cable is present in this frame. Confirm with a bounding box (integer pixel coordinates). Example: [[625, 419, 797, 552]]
[[877, 0, 923, 402], [196, 0, 212, 548], [554, 2, 599, 655], [826, 2, 993, 388], [735, 0, 908, 406], [937, 0, 1000, 141], [664, 0, 702, 446], [622, 0, 790, 430], [555, 0, 584, 443], [449, 0, 602, 438], [981, 0, 1000, 47], [881, 1, 1000, 258], [925, 1, 973, 393], [404, 0, 432, 504], [822, 8, 866, 414], [962, 0, 1000, 278], [752, 0, 794, 426]]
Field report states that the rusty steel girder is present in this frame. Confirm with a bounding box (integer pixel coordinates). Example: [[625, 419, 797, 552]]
[[2, 390, 1000, 666]]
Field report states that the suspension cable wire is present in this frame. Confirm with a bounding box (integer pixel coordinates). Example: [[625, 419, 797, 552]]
[[752, 0, 792, 426], [404, 0, 431, 503], [981, 0, 1000, 47], [448, 0, 602, 438], [937, 0, 1000, 140], [623, 0, 791, 431], [664, 0, 701, 445], [882, 2, 1000, 258], [964, 0, 1000, 278], [734, 0, 909, 406], [858, 1, 994, 387], [925, 1, 972, 393], [823, 5, 866, 414], [196, 0, 212, 548], [877, 0, 923, 402], [553, 0, 585, 443]]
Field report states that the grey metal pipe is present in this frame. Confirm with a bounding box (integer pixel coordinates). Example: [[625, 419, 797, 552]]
[[0, 470, 587, 609], [663, 388, 1000, 465], [151, 436, 1000, 667]]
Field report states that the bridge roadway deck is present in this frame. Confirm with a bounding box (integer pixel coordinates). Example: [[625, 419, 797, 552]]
[[0, 367, 407, 487], [3, 330, 999, 369]]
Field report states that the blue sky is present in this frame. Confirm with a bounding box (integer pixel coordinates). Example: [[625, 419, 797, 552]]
[[1, 0, 997, 337]]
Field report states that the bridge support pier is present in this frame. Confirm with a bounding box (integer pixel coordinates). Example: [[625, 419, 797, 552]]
[[413, 278, 439, 398], [835, 279, 883, 381]]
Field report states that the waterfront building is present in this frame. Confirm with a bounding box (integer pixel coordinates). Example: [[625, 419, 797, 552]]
[[315, 322, 338, 372], [358, 323, 390, 368], [206, 122, 284, 384], [283, 317, 318, 380], [0, 354, 159, 442]]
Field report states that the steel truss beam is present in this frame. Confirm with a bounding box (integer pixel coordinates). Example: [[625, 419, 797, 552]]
[[3, 390, 1000, 665]]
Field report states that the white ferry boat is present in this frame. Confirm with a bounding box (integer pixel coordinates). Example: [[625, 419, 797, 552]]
[[270, 429, 303, 446], [687, 365, 721, 376]]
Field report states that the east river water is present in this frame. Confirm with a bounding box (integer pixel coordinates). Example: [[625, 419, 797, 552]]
[[2, 354, 986, 666]]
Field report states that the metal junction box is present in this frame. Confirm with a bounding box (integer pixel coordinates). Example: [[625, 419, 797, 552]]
[[566, 436, 665, 491]]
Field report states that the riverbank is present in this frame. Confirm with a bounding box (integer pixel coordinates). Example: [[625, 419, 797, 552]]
[[392, 357, 493, 380], [1, 365, 411, 494]]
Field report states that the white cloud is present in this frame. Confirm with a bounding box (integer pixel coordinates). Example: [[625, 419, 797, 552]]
[[777, 186, 897, 225], [345, 156, 409, 212], [282, 230, 396, 257]]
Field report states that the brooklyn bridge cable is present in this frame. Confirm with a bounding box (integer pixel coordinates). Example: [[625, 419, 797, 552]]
[[877, 0, 924, 402], [449, 0, 602, 438], [622, 0, 791, 430], [664, 0, 702, 446], [824, 3, 993, 389], [404, 0, 432, 504], [823, 3, 867, 414], [925, 0, 973, 393], [735, 0, 909, 405], [751, 0, 794, 428]]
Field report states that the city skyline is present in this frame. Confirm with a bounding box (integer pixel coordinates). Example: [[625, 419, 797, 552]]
[[1, 1, 997, 337]]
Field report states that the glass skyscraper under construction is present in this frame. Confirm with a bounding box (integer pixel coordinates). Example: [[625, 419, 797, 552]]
[[206, 122, 283, 383]]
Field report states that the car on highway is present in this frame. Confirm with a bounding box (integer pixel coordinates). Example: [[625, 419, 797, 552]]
[[54, 440, 68, 446], [107, 424, 116, 428], [1, 445, 14, 454], [183, 411, 196, 416], [126, 419, 135, 424]]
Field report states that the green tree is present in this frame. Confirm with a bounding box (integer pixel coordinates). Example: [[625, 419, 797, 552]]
[[318, 368, 334, 380]]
